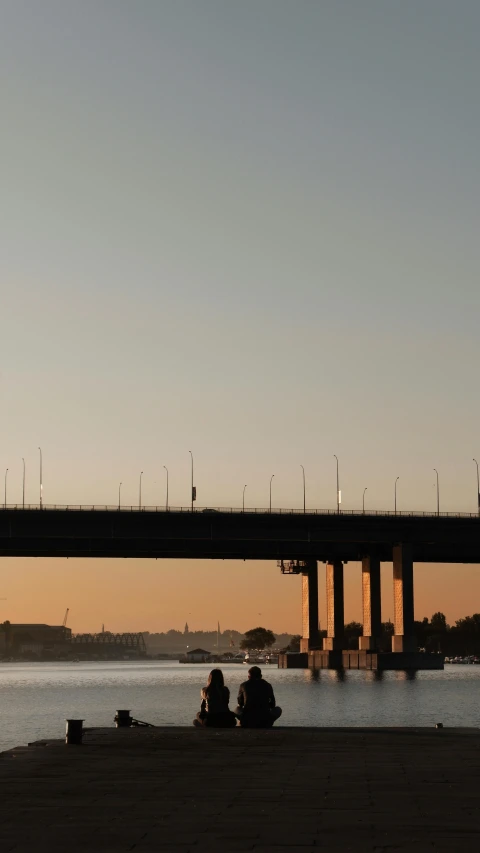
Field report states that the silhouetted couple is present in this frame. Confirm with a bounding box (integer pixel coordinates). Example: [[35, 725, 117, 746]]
[[193, 666, 282, 728]]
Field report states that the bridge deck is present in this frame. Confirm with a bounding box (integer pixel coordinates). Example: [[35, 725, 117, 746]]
[[1, 726, 479, 852], [1, 507, 479, 562]]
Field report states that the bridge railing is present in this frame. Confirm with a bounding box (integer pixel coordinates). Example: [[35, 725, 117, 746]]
[[1, 503, 479, 518]]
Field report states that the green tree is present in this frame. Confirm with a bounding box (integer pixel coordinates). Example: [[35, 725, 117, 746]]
[[376, 620, 394, 652], [455, 614, 480, 632], [0, 620, 11, 650], [283, 634, 301, 652], [431, 612, 449, 632], [240, 627, 276, 650], [344, 621, 363, 647]]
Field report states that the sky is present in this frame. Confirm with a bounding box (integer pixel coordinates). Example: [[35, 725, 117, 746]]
[[1, 1, 479, 633]]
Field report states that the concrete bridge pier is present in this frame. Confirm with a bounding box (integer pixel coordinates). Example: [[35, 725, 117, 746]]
[[300, 560, 321, 652], [323, 560, 345, 651], [392, 543, 416, 653], [359, 553, 382, 651]]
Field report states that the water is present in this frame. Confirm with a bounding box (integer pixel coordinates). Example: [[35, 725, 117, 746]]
[[1, 661, 479, 753]]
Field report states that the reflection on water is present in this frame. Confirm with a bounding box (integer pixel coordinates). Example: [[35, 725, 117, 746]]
[[332, 669, 346, 683], [365, 670, 384, 682], [0, 661, 479, 753], [304, 669, 321, 683], [395, 670, 418, 681]]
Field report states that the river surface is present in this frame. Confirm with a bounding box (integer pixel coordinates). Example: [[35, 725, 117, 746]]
[[1, 661, 479, 752]]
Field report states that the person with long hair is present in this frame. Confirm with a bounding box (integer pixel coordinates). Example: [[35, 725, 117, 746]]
[[193, 669, 237, 727]]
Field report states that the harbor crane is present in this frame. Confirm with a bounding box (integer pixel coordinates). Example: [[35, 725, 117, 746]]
[[62, 608, 69, 627]]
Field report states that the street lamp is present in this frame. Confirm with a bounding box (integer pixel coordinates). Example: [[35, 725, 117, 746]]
[[4, 468, 8, 508], [363, 487, 367, 514], [242, 484, 247, 512], [22, 458, 25, 508], [118, 482, 122, 510], [269, 474, 275, 513], [189, 451, 195, 512], [474, 459, 479, 516], [38, 447, 43, 508], [434, 469, 439, 516], [139, 471, 143, 510], [163, 465, 169, 511], [394, 477, 399, 515], [300, 465, 306, 513], [334, 455, 340, 513]]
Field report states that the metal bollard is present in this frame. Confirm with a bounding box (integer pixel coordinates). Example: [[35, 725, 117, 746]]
[[115, 709, 133, 728], [66, 719, 84, 744], [435, 722, 444, 729]]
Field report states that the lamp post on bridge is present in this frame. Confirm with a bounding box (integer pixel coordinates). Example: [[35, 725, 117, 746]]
[[394, 477, 399, 515], [300, 465, 306, 513], [269, 474, 274, 513], [118, 482, 122, 510], [4, 468, 8, 509], [189, 451, 195, 512], [139, 471, 143, 510], [242, 484, 247, 512], [474, 459, 479, 516], [22, 458, 25, 509], [334, 455, 340, 513], [163, 466, 169, 511], [434, 469, 440, 516], [363, 487, 367, 514], [38, 447, 43, 509]]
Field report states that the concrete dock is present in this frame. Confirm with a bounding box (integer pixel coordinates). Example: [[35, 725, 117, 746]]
[[1, 727, 480, 852]]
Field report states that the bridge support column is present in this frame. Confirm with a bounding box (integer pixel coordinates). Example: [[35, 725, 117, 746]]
[[323, 561, 344, 651], [300, 560, 320, 652], [359, 553, 382, 651], [392, 543, 416, 653]]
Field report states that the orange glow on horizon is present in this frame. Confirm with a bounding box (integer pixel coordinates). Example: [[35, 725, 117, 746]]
[[5, 558, 480, 634]]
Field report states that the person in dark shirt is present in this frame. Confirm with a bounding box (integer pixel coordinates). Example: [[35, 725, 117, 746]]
[[235, 666, 282, 727]]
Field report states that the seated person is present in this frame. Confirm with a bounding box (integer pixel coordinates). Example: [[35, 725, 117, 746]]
[[193, 668, 237, 728], [235, 666, 282, 728]]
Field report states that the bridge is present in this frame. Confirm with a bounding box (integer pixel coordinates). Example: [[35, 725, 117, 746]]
[[1, 504, 479, 662], [69, 631, 147, 658]]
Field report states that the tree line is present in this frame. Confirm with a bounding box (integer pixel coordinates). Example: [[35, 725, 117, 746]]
[[5, 614, 480, 656], [411, 612, 480, 656], [143, 627, 294, 654], [284, 613, 480, 656]]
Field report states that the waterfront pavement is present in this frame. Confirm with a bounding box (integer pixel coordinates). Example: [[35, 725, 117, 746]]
[[1, 727, 480, 852]]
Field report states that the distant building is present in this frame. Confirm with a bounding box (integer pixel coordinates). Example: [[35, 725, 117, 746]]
[[3, 624, 72, 655], [186, 647, 210, 662], [18, 642, 43, 656]]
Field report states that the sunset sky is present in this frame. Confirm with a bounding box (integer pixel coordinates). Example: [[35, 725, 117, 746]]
[[1, 1, 479, 633]]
